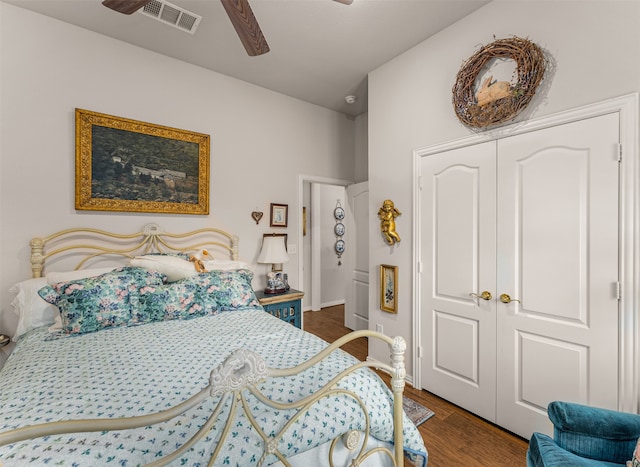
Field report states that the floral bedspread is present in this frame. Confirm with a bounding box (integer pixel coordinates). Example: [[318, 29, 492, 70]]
[[0, 310, 427, 466]]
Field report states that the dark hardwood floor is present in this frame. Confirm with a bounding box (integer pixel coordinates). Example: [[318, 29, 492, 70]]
[[303, 305, 529, 466]]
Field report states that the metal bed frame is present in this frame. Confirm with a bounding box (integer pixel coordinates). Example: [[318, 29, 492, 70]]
[[1, 223, 407, 466]]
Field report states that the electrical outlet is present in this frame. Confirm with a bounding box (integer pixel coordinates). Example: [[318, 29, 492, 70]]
[[376, 324, 383, 334], [288, 243, 297, 254]]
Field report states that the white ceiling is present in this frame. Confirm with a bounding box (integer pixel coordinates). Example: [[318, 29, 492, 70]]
[[4, 0, 490, 116]]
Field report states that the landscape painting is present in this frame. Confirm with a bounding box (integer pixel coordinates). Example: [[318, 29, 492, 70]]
[[75, 109, 210, 214]]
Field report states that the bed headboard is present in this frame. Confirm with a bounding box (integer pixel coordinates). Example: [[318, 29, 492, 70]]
[[29, 223, 239, 278]]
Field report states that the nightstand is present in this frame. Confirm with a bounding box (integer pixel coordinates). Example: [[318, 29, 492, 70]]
[[255, 289, 304, 329]]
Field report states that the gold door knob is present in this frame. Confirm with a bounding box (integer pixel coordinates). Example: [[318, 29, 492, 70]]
[[500, 293, 521, 304], [470, 291, 492, 301]]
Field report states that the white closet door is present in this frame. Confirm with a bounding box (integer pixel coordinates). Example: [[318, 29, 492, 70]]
[[496, 113, 620, 437], [420, 141, 497, 421]]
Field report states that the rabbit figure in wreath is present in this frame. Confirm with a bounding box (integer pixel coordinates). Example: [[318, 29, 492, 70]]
[[476, 75, 511, 106]]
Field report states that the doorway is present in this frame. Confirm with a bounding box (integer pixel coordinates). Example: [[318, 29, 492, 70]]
[[413, 94, 639, 438], [420, 115, 619, 438], [309, 183, 347, 311], [297, 175, 351, 319]]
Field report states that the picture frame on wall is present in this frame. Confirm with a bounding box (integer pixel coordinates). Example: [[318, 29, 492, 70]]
[[303, 206, 307, 236], [75, 108, 210, 215], [270, 203, 288, 227], [380, 264, 398, 313]]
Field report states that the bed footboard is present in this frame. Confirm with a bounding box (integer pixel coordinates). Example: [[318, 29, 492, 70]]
[[0, 331, 407, 467]]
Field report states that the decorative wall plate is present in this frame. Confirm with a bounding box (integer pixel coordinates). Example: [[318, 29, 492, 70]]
[[334, 201, 345, 265]]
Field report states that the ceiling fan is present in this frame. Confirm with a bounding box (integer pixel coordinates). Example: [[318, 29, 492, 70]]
[[102, 0, 353, 57]]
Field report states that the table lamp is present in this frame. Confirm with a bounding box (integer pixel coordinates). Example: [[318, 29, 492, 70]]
[[257, 234, 290, 294]]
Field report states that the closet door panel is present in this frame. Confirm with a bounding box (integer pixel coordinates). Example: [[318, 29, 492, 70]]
[[519, 332, 589, 408], [496, 113, 620, 438], [420, 141, 497, 421], [518, 150, 586, 320]]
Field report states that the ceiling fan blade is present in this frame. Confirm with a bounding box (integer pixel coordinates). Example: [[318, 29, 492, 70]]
[[102, 0, 152, 15], [332, 0, 353, 4], [220, 0, 270, 56]]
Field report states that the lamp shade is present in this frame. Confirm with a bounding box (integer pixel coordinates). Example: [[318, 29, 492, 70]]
[[257, 235, 289, 265]]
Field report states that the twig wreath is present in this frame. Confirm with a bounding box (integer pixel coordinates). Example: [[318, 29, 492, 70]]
[[452, 36, 546, 128]]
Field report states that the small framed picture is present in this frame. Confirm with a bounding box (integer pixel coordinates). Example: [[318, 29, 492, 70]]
[[270, 203, 288, 227], [380, 264, 398, 313]]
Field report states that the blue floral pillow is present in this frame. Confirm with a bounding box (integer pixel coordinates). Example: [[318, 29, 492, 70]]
[[191, 269, 262, 311], [38, 267, 166, 336], [134, 276, 219, 324]]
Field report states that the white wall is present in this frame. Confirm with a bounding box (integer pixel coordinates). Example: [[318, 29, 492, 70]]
[[354, 112, 368, 183], [0, 4, 355, 336], [319, 184, 346, 307], [367, 0, 640, 377]]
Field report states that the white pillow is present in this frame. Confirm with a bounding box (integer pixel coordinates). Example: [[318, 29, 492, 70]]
[[9, 277, 59, 340], [202, 260, 254, 272], [46, 267, 116, 284], [130, 255, 197, 282], [48, 313, 63, 334]]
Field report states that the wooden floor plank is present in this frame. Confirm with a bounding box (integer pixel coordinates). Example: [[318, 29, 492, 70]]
[[303, 305, 529, 466]]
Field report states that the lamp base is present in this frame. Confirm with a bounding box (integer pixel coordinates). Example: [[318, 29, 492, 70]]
[[263, 286, 287, 295]]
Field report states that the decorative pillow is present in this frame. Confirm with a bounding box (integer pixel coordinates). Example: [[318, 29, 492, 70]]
[[9, 277, 59, 340], [134, 276, 219, 324], [191, 270, 261, 311], [39, 267, 166, 336], [130, 254, 198, 282], [627, 437, 640, 467], [46, 267, 116, 284]]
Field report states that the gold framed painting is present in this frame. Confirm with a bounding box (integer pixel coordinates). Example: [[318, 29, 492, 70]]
[[380, 264, 398, 313], [75, 108, 210, 214]]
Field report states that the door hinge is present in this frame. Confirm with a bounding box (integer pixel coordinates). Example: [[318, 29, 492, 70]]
[[417, 345, 423, 358], [616, 281, 622, 300], [617, 143, 622, 162], [418, 175, 423, 191]]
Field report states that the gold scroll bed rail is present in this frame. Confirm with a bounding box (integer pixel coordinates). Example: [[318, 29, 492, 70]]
[[0, 330, 406, 467]]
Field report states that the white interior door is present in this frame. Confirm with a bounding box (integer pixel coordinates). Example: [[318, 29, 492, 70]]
[[420, 141, 497, 422], [496, 113, 620, 437], [345, 182, 369, 331], [419, 113, 620, 438]]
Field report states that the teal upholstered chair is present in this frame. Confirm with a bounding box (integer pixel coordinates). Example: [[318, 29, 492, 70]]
[[527, 401, 640, 466]]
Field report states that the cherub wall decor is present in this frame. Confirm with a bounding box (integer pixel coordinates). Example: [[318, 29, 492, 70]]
[[378, 199, 401, 245]]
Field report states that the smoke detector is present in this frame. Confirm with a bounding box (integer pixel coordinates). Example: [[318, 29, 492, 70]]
[[139, 0, 202, 34], [345, 95, 357, 104]]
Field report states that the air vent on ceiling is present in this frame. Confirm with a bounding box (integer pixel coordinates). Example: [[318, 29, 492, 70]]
[[139, 0, 202, 34]]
